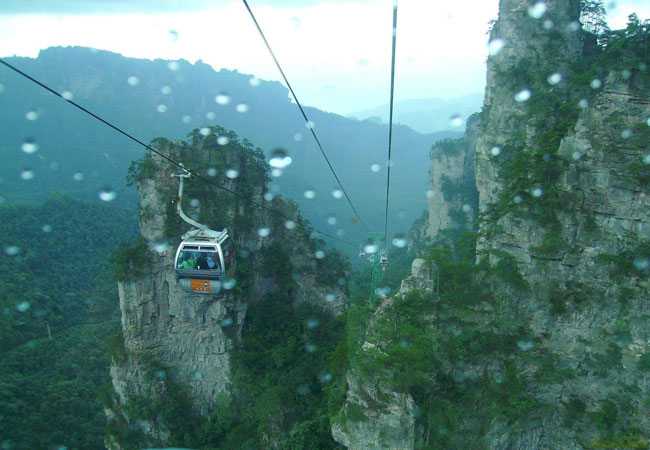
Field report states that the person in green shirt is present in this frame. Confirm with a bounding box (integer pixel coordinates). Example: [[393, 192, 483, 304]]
[[180, 254, 196, 269]]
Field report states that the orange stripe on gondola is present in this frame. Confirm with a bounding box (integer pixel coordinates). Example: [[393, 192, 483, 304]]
[[190, 279, 211, 292]]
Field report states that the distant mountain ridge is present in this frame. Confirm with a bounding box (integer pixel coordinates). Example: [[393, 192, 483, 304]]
[[0, 46, 460, 250], [349, 93, 483, 134]]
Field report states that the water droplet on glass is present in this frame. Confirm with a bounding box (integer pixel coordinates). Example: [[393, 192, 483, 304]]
[[73, 172, 84, 181], [207, 168, 217, 177], [462, 204, 472, 212], [547, 72, 562, 85], [223, 278, 237, 290], [258, 227, 271, 237], [154, 241, 170, 253], [215, 93, 231, 105], [305, 343, 317, 352], [161, 85, 172, 95], [568, 20, 580, 32], [643, 154, 650, 165], [315, 250, 326, 259], [449, 114, 463, 127], [325, 293, 336, 302], [392, 235, 407, 248], [190, 198, 200, 207], [633, 257, 649, 270], [226, 169, 239, 179], [25, 110, 38, 121], [157, 104, 168, 113], [590, 78, 602, 89], [42, 224, 52, 233], [249, 77, 261, 86], [294, 133, 303, 141], [337, 229, 345, 237], [487, 38, 505, 56], [491, 146, 502, 156], [531, 187, 543, 198], [263, 192, 274, 201], [528, 2, 547, 19], [21, 169, 34, 180], [62, 90, 74, 100], [16, 301, 30, 312], [5, 246, 20, 256], [168, 61, 180, 71], [269, 149, 292, 169], [217, 135, 230, 145], [514, 195, 523, 204], [327, 216, 337, 225], [127, 76, 139, 86], [517, 338, 535, 351], [304, 189, 316, 199], [578, 98, 589, 109], [271, 168, 283, 177], [363, 243, 379, 254], [50, 162, 59, 171], [236, 103, 249, 113], [206, 111, 216, 120], [305, 120, 315, 129], [515, 89, 531, 102], [284, 220, 296, 230], [426, 190, 436, 199], [307, 319, 320, 329], [199, 127, 211, 136], [21, 138, 38, 154], [543, 19, 554, 29], [155, 370, 166, 380], [370, 163, 381, 172], [98, 188, 117, 201], [621, 129, 633, 139], [221, 317, 234, 327], [572, 151, 583, 160], [193, 371, 202, 380], [621, 69, 632, 80], [182, 115, 192, 123], [320, 373, 332, 383], [331, 188, 343, 199]]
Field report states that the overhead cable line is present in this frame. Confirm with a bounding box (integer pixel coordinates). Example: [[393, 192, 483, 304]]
[[384, 0, 398, 243], [0, 58, 357, 247], [242, 0, 371, 233]]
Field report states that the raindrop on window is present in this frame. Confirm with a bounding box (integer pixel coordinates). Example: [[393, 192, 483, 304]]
[[547, 72, 562, 85], [16, 301, 30, 312], [182, 115, 192, 123], [221, 317, 234, 327], [258, 227, 271, 237], [236, 103, 249, 113], [98, 188, 117, 201], [269, 148, 292, 169], [206, 111, 216, 120], [190, 198, 200, 207], [21, 138, 38, 154], [4, 246, 20, 256], [426, 190, 436, 198], [515, 89, 531, 102], [621, 69, 631, 80], [304, 189, 316, 199], [370, 163, 381, 172], [73, 172, 84, 181], [223, 278, 237, 290], [621, 129, 633, 139], [50, 162, 59, 171], [249, 77, 261, 86], [154, 242, 170, 253], [337, 229, 345, 237], [491, 146, 502, 156], [42, 224, 52, 233], [449, 114, 463, 127], [168, 61, 180, 71], [199, 127, 211, 136], [531, 187, 543, 198], [315, 250, 326, 259], [392, 235, 407, 248], [568, 21, 580, 32], [487, 38, 505, 56], [331, 188, 343, 199], [25, 110, 38, 121], [578, 98, 589, 109], [633, 257, 649, 270], [325, 293, 336, 302], [263, 192, 274, 201], [215, 93, 231, 105], [590, 78, 602, 89], [462, 204, 472, 212], [127, 76, 139, 86], [62, 90, 74, 100], [226, 169, 239, 179], [305, 120, 315, 129], [327, 216, 337, 225], [543, 19, 554, 29], [514, 195, 523, 204], [207, 168, 217, 177], [161, 85, 172, 94], [284, 220, 296, 230], [527, 2, 547, 19], [157, 104, 168, 113], [294, 133, 303, 141], [363, 243, 378, 254], [21, 169, 34, 180], [517, 338, 535, 351], [217, 135, 230, 145], [271, 169, 283, 177], [307, 319, 320, 329], [169, 30, 179, 42], [305, 343, 317, 352], [572, 151, 583, 160]]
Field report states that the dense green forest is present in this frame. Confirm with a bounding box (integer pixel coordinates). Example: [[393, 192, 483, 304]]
[[0, 195, 138, 449]]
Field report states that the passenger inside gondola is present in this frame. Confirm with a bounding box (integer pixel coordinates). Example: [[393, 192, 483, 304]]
[[195, 253, 209, 270]]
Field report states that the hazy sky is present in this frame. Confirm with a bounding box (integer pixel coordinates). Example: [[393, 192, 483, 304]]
[[1, 0, 648, 115]]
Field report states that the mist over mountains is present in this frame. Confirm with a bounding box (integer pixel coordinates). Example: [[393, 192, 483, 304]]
[[0, 46, 461, 248]]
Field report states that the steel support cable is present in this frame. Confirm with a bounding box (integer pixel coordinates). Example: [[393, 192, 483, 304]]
[[0, 58, 357, 247], [242, 0, 371, 233], [384, 1, 398, 243]]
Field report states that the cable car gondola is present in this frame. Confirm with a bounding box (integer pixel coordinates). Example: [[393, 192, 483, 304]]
[[172, 173, 236, 294], [380, 251, 388, 271]]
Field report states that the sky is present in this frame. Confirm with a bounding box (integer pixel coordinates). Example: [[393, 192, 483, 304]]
[[1, 0, 649, 115]]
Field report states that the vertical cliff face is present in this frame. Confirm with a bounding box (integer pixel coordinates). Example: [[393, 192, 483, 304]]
[[334, 1, 650, 449], [104, 128, 348, 449]]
